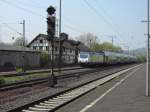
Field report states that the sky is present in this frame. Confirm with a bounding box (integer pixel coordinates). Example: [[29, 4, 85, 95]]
[[0, 0, 147, 50]]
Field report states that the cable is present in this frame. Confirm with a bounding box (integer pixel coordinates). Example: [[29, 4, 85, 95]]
[[0, 0, 46, 20], [83, 0, 112, 26], [12, 0, 46, 9], [0, 0, 89, 37], [93, 0, 122, 36], [2, 23, 22, 36], [62, 23, 85, 34], [83, 0, 122, 37]]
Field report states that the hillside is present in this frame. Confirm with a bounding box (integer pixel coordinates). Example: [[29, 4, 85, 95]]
[[132, 48, 146, 56]]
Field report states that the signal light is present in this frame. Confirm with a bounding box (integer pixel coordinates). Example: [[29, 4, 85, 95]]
[[47, 16, 56, 37], [47, 6, 56, 15]]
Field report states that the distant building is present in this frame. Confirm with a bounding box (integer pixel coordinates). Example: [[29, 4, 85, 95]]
[[0, 44, 40, 70], [27, 34, 91, 64]]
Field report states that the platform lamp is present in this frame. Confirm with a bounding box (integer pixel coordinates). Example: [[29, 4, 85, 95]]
[[47, 6, 57, 87]]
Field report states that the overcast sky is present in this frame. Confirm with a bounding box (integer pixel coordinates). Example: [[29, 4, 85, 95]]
[[0, 0, 147, 50]]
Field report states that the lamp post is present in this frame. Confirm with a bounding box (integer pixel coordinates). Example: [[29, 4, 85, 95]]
[[47, 6, 57, 87]]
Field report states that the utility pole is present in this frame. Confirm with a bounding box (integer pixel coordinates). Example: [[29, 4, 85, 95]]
[[111, 37, 114, 45], [125, 45, 129, 55], [146, 0, 150, 96], [107, 35, 116, 45], [20, 20, 25, 46], [20, 20, 26, 47], [22, 20, 25, 46], [58, 0, 62, 73], [20, 20, 26, 72], [0, 25, 1, 43], [56, 19, 59, 37]]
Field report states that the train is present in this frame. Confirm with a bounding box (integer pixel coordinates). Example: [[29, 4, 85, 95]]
[[78, 51, 137, 65]]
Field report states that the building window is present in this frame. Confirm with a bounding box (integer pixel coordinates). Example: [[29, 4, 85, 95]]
[[70, 48, 72, 53], [33, 46, 36, 50], [68, 56, 70, 62], [40, 39, 43, 43], [63, 48, 65, 52], [55, 47, 58, 52]]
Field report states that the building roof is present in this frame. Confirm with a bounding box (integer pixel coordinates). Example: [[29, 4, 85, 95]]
[[0, 43, 40, 53], [78, 42, 92, 52], [27, 34, 49, 47], [27, 34, 91, 51]]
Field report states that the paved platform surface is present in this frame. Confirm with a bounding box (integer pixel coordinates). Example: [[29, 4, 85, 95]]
[[84, 64, 150, 112]]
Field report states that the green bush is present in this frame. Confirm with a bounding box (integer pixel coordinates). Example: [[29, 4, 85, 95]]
[[15, 67, 23, 73], [40, 52, 51, 67], [136, 55, 146, 62], [0, 77, 5, 84]]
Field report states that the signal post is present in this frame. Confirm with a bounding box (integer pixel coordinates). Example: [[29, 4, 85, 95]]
[[47, 6, 57, 87]]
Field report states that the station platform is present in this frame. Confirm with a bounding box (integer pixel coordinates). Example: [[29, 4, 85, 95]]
[[83, 64, 150, 112]]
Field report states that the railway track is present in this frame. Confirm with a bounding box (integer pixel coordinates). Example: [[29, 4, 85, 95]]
[[0, 66, 84, 77], [7, 64, 141, 112], [0, 64, 137, 91], [0, 65, 115, 91]]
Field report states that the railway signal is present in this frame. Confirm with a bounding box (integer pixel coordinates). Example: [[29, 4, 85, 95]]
[[46, 6, 57, 87], [47, 6, 56, 38], [47, 16, 56, 37]]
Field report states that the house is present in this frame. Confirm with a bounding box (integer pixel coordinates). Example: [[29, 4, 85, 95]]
[[0, 43, 40, 71], [27, 34, 91, 64], [27, 34, 76, 64]]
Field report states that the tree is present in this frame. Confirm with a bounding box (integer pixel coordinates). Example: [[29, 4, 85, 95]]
[[77, 33, 122, 52], [77, 33, 98, 48], [13, 37, 28, 46], [136, 54, 146, 62], [100, 42, 122, 52]]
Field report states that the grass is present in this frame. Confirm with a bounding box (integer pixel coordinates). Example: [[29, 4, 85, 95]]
[[0, 73, 51, 85]]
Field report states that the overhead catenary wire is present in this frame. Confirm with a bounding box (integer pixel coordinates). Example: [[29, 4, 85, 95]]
[[2, 23, 22, 36], [12, 0, 46, 9], [93, 0, 119, 28], [83, 0, 122, 38], [0, 0, 46, 20], [93, 0, 125, 42], [1, 0, 85, 35], [1, 0, 111, 38], [62, 23, 85, 34]]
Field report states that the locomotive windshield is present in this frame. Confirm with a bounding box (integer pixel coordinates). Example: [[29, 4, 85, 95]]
[[80, 54, 88, 58]]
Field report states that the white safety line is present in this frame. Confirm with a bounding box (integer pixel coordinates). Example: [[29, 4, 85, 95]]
[[79, 65, 142, 112]]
